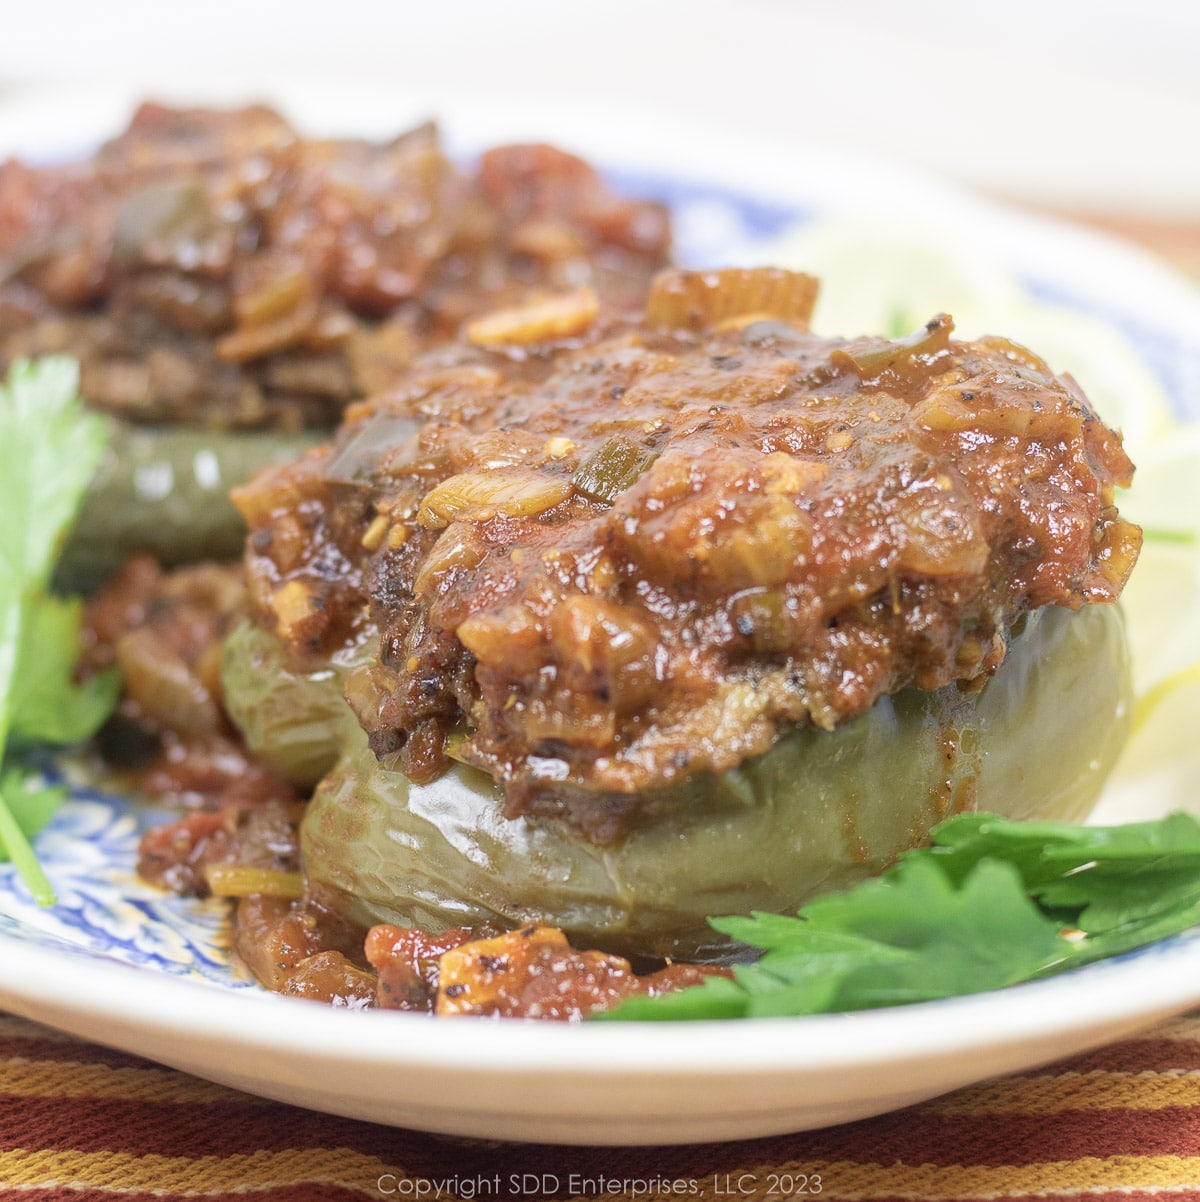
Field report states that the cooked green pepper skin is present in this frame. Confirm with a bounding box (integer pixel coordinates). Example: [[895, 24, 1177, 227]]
[[296, 604, 1133, 961], [57, 422, 322, 591], [221, 621, 375, 790]]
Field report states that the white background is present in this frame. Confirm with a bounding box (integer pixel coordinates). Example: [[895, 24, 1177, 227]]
[[0, 0, 1197, 216]]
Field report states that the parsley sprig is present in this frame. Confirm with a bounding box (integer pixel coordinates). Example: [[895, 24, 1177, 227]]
[[606, 812, 1200, 1020], [0, 358, 118, 905]]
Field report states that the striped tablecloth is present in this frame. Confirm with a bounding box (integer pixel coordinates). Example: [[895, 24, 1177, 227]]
[[1, 1008, 1199, 1201]]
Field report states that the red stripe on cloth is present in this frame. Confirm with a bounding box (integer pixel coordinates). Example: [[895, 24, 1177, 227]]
[[6, 1095, 1200, 1184], [1052, 1039, 1200, 1074], [0, 1188, 369, 1202], [998, 1195, 1200, 1202], [0, 1092, 807, 1183], [0, 1035, 167, 1073], [404, 1106, 1200, 1187], [0, 1097, 404, 1161], [852, 1195, 1200, 1202], [769, 1106, 1200, 1167], [0, 1093, 818, 1176]]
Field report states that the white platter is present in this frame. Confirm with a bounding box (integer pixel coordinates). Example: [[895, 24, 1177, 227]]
[[2, 84, 1200, 1146]]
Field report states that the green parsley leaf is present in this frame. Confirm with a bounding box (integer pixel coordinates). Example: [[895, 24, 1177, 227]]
[[0, 358, 107, 589], [0, 358, 113, 906], [930, 811, 1200, 968], [0, 771, 67, 907], [605, 811, 1200, 1022], [1140, 526, 1198, 547], [0, 770, 67, 840], [0, 774, 67, 903], [9, 594, 120, 748]]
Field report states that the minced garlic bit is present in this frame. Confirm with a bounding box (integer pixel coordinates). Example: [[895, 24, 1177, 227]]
[[361, 513, 391, 551], [466, 288, 599, 347]]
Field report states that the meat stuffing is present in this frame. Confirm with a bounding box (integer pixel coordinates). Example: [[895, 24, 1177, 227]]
[[233, 268, 1140, 840], [0, 102, 669, 430]]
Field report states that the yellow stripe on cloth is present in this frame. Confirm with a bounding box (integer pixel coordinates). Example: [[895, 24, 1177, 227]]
[[0, 1150, 1197, 1200], [685, 1157, 1200, 1201], [927, 1068, 1200, 1115], [0, 1148, 399, 1197], [0, 1055, 268, 1106]]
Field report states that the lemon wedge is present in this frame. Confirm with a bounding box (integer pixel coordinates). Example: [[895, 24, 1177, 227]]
[[1118, 424, 1200, 694], [769, 214, 1174, 460], [769, 214, 1022, 340]]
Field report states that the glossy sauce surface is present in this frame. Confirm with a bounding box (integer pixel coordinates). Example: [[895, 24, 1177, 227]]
[[235, 273, 1139, 837]]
